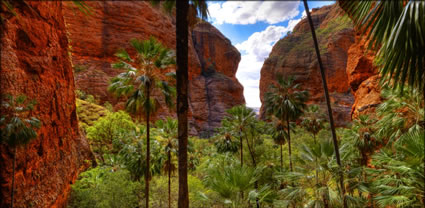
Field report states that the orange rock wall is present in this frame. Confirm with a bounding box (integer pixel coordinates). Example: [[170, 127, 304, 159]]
[[0, 2, 93, 207], [260, 4, 354, 125], [63, 1, 245, 136], [345, 32, 382, 118]]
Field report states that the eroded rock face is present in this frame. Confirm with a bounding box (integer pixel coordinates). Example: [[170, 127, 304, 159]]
[[63, 2, 244, 136], [345, 33, 382, 118], [260, 4, 355, 126], [0, 2, 93, 207]]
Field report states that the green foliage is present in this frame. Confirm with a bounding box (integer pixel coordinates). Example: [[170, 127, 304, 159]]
[[73, 64, 87, 73], [76, 99, 109, 129], [86, 111, 136, 164], [103, 101, 114, 112], [340, 1, 425, 92], [108, 37, 176, 118], [68, 167, 141, 208], [119, 128, 165, 181], [0, 94, 41, 147]]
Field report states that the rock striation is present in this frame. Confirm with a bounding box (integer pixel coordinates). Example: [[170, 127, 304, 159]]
[[260, 4, 355, 126], [62, 1, 245, 136], [0, 2, 93, 207]]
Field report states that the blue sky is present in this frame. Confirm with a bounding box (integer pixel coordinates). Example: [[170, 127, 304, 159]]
[[206, 1, 335, 107]]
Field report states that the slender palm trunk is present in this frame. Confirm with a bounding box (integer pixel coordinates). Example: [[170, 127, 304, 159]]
[[280, 144, 283, 169], [313, 134, 318, 186], [145, 84, 151, 208], [244, 135, 259, 208], [168, 151, 171, 208], [286, 117, 293, 172], [240, 134, 243, 167], [176, 1, 189, 207], [11, 147, 16, 208], [240, 133, 244, 200], [303, 1, 347, 207]]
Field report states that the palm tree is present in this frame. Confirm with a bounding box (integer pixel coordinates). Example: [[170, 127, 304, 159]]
[[301, 105, 325, 186], [270, 117, 294, 170], [370, 130, 424, 207], [155, 117, 178, 208], [108, 37, 176, 208], [155, 1, 209, 207], [339, 1, 425, 94], [223, 105, 256, 167], [302, 1, 347, 206], [0, 95, 41, 208], [264, 75, 308, 172]]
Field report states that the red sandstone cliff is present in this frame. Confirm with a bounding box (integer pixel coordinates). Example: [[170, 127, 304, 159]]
[[63, 1, 245, 136], [0, 1, 93, 207], [260, 4, 354, 125]]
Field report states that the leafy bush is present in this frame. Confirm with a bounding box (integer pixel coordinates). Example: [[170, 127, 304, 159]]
[[86, 111, 136, 164], [68, 167, 142, 208]]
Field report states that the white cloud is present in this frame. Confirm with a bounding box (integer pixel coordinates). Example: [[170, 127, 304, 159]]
[[209, 1, 301, 25], [235, 19, 301, 108]]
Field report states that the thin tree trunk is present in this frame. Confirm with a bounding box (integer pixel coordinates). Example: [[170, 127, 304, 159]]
[[11, 147, 16, 208], [240, 133, 243, 167], [303, 1, 347, 207], [286, 116, 293, 172], [176, 1, 189, 207], [145, 84, 151, 208], [244, 135, 259, 208], [280, 144, 283, 169], [240, 133, 244, 200], [168, 151, 171, 208], [314, 134, 318, 186]]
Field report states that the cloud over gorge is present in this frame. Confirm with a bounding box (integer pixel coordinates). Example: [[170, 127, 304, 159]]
[[235, 19, 301, 107], [209, 1, 300, 25]]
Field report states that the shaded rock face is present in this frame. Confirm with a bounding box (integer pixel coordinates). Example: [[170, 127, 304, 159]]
[[191, 22, 245, 137], [0, 2, 93, 207], [260, 4, 355, 126], [63, 2, 244, 136]]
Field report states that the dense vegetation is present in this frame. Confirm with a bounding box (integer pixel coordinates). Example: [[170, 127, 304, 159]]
[[68, 83, 424, 207]]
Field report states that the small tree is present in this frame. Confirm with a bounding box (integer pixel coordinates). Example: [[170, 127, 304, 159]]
[[108, 37, 175, 208], [264, 75, 308, 172], [301, 105, 326, 186], [0, 95, 40, 208], [220, 105, 256, 167], [155, 117, 178, 208]]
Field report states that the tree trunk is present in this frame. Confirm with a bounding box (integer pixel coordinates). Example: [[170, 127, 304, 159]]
[[244, 135, 259, 208], [240, 134, 243, 167], [176, 1, 189, 207], [280, 144, 283, 169], [168, 151, 171, 208], [286, 116, 293, 172], [314, 134, 318, 186], [11, 147, 16, 208], [145, 83, 151, 208], [303, 1, 346, 207]]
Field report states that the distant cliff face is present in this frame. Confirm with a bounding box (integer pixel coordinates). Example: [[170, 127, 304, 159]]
[[63, 1, 244, 136], [0, 2, 93, 207], [260, 4, 355, 126]]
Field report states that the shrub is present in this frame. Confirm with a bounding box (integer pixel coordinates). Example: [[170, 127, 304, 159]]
[[67, 167, 142, 208]]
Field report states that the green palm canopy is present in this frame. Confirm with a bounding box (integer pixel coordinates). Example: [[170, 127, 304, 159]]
[[339, 1, 425, 93], [108, 37, 176, 117]]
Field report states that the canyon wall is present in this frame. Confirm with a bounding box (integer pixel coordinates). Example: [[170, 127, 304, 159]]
[[63, 1, 244, 136], [0, 2, 93, 207], [260, 4, 355, 125]]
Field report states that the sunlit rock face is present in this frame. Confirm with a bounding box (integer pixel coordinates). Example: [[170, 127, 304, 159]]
[[63, 1, 244, 136], [260, 4, 355, 126], [342, 17, 382, 119], [0, 2, 93, 207]]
